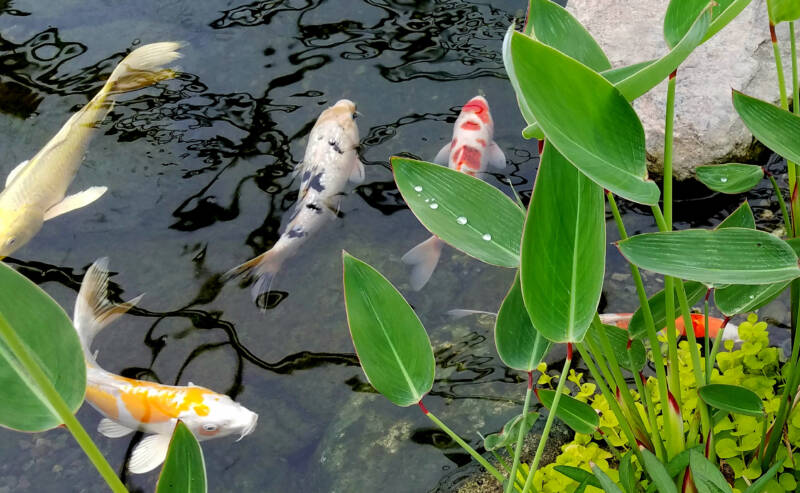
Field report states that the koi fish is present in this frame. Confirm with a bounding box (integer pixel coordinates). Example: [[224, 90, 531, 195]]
[[598, 312, 741, 342], [74, 258, 258, 474], [402, 96, 506, 291], [0, 42, 182, 259], [224, 99, 364, 303]]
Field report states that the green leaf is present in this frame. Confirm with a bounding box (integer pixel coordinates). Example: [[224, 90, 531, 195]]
[[507, 31, 660, 204], [495, 272, 551, 371], [555, 465, 602, 489], [520, 145, 605, 342], [664, 0, 712, 48], [156, 421, 207, 493], [617, 228, 800, 285], [536, 389, 599, 434], [588, 323, 646, 372], [615, 3, 711, 101], [592, 464, 625, 493], [483, 411, 540, 451], [503, 26, 537, 126], [717, 202, 756, 229], [628, 281, 706, 340], [689, 449, 733, 493], [733, 91, 800, 164], [698, 384, 764, 416], [666, 446, 702, 477], [619, 452, 637, 493], [392, 157, 524, 267], [0, 262, 85, 432], [529, 0, 611, 71], [342, 253, 435, 407], [696, 164, 764, 194], [704, 0, 752, 42], [522, 122, 544, 140], [744, 463, 783, 493], [768, 0, 800, 23], [641, 448, 679, 493]]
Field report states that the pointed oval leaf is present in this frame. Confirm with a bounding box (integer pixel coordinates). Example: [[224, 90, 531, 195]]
[[619, 452, 636, 493], [392, 157, 524, 268], [508, 31, 660, 204], [665, 0, 711, 48], [555, 466, 602, 489], [156, 421, 207, 493], [696, 164, 763, 194], [768, 0, 800, 23], [641, 448, 679, 493], [343, 253, 435, 407], [536, 389, 599, 434], [617, 228, 800, 285], [503, 26, 537, 126], [0, 262, 85, 432], [588, 324, 646, 372], [733, 91, 800, 163], [715, 281, 789, 316], [592, 464, 625, 493], [483, 411, 540, 451], [628, 281, 706, 340], [704, 0, 752, 42], [717, 201, 755, 229], [521, 145, 605, 343], [699, 384, 764, 416], [529, 0, 611, 71], [495, 272, 551, 371], [689, 449, 733, 493]]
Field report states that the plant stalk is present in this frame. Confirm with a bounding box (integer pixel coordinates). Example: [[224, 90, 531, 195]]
[[504, 372, 534, 493], [0, 313, 128, 493], [768, 172, 793, 235]]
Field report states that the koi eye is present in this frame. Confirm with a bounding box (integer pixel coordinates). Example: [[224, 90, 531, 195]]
[[202, 424, 217, 432], [6, 237, 15, 247], [352, 112, 358, 119]]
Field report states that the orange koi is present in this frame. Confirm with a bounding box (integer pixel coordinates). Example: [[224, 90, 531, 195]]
[[598, 312, 741, 342]]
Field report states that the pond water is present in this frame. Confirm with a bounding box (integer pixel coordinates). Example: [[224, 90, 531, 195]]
[[0, 1, 791, 492]]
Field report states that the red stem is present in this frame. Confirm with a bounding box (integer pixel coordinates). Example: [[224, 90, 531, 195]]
[[418, 400, 429, 415], [527, 370, 533, 390], [567, 342, 573, 361]]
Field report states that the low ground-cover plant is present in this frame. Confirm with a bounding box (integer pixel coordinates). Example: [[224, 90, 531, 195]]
[[343, 0, 800, 491]]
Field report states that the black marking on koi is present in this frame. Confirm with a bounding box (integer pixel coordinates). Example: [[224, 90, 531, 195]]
[[308, 173, 325, 192], [306, 203, 323, 214], [302, 170, 311, 182], [329, 140, 343, 154], [287, 227, 306, 238]]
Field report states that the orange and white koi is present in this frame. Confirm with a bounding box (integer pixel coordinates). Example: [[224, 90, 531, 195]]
[[224, 99, 364, 303], [74, 258, 258, 474], [0, 43, 181, 259], [402, 95, 506, 290], [598, 312, 741, 342]]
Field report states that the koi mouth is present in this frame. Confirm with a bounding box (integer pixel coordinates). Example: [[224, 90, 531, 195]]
[[237, 413, 258, 441]]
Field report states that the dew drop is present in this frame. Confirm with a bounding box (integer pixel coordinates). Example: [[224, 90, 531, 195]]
[[457, 216, 467, 225], [425, 198, 430, 203], [482, 233, 492, 241], [720, 177, 728, 183], [749, 295, 755, 299], [430, 203, 439, 209], [414, 185, 423, 192]]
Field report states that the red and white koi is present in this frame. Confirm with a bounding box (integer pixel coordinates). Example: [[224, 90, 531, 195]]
[[402, 96, 506, 290], [598, 312, 741, 342], [224, 99, 364, 303], [74, 259, 258, 474]]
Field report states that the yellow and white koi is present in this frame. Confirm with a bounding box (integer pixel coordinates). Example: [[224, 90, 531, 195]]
[[74, 258, 258, 474], [402, 96, 506, 290], [0, 42, 182, 259], [224, 99, 364, 302]]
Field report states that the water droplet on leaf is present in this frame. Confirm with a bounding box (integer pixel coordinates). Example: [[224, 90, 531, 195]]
[[482, 233, 492, 241], [430, 203, 439, 209], [456, 216, 467, 225], [720, 177, 728, 183], [414, 185, 423, 192]]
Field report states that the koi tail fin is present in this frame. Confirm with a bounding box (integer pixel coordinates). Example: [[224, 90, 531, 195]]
[[73, 258, 143, 363], [401, 235, 444, 291], [104, 42, 182, 95], [222, 249, 287, 306]]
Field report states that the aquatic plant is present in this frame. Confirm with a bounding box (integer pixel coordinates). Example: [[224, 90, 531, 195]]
[[343, 0, 800, 491]]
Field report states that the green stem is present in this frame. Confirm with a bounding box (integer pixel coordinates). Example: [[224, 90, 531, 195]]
[[634, 369, 666, 460], [664, 276, 682, 407], [768, 173, 793, 235], [792, 22, 798, 115], [703, 293, 711, 382], [422, 404, 505, 483], [674, 280, 710, 443], [663, 71, 677, 229], [707, 314, 729, 382], [505, 372, 534, 493], [772, 22, 789, 110], [521, 346, 573, 493], [0, 313, 128, 493]]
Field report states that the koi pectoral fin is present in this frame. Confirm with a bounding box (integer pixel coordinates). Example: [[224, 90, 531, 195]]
[[43, 186, 107, 221], [349, 158, 366, 184], [128, 433, 172, 474], [488, 142, 506, 169], [401, 235, 444, 291], [98, 418, 135, 438], [324, 196, 345, 218], [4, 159, 29, 188], [433, 143, 451, 165]]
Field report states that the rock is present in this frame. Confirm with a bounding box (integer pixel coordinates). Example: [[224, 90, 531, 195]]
[[566, 1, 793, 180]]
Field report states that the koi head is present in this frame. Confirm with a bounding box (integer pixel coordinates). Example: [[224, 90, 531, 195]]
[[460, 96, 491, 125], [315, 99, 359, 148], [0, 206, 44, 259], [181, 391, 258, 442]]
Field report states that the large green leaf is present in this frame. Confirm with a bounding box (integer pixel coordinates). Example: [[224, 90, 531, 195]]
[[0, 262, 85, 432], [536, 389, 599, 434], [689, 449, 733, 493], [696, 164, 763, 194], [503, 26, 537, 126], [587, 323, 646, 372], [641, 448, 678, 493], [768, 0, 800, 23], [717, 201, 755, 229], [508, 31, 659, 204], [628, 281, 706, 340], [495, 272, 551, 371], [556, 466, 602, 489], [699, 384, 764, 416], [483, 411, 540, 451], [528, 0, 610, 71], [342, 253, 434, 407], [733, 91, 800, 164], [617, 228, 800, 285], [704, 0, 752, 42], [615, 3, 711, 101], [520, 145, 605, 342], [392, 157, 524, 268], [592, 464, 625, 493], [156, 421, 207, 493], [664, 0, 712, 48]]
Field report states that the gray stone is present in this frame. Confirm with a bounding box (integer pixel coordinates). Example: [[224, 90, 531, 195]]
[[566, 1, 794, 180]]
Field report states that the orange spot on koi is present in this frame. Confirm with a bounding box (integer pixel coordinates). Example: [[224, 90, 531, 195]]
[[460, 121, 481, 131], [117, 378, 212, 423], [86, 386, 119, 419]]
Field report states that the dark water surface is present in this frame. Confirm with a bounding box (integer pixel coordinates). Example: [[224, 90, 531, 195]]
[[0, 1, 790, 492]]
